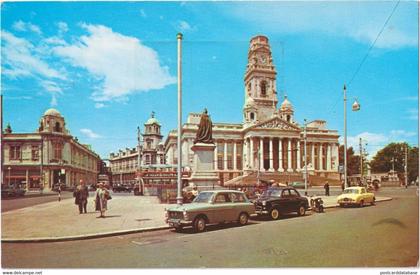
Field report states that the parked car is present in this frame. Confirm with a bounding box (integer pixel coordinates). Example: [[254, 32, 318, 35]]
[[290, 182, 306, 189], [165, 190, 255, 233], [337, 187, 375, 207], [1, 186, 26, 198], [254, 187, 309, 220], [112, 184, 132, 193]]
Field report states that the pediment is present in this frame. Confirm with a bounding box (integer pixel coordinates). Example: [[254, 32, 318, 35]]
[[252, 117, 301, 131]]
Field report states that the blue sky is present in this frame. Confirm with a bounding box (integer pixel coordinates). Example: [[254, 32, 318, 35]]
[[1, 1, 418, 159]]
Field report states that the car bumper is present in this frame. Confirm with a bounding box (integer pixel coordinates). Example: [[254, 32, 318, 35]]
[[255, 210, 269, 215], [166, 218, 192, 227], [338, 201, 357, 206]]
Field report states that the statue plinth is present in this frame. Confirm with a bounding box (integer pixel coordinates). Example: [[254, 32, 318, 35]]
[[189, 142, 220, 190]]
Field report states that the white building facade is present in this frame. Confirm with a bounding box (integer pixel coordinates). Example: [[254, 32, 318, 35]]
[[165, 35, 340, 185]]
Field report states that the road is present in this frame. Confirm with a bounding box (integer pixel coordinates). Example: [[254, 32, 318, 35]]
[[2, 187, 418, 268]]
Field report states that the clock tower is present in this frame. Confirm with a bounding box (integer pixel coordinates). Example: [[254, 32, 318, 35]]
[[243, 35, 278, 127]]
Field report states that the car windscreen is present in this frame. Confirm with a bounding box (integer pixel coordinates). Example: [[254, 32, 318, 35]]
[[193, 192, 214, 203], [262, 189, 281, 197], [343, 189, 359, 194]]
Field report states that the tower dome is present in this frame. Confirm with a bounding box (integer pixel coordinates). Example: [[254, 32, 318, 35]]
[[44, 108, 62, 117], [145, 111, 161, 126], [280, 96, 293, 111]]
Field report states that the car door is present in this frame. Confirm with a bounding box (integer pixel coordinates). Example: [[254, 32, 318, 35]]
[[288, 188, 301, 211], [212, 193, 234, 223], [229, 192, 251, 220], [280, 189, 292, 213]]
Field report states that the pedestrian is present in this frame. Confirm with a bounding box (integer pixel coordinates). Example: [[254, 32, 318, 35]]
[[324, 181, 330, 196], [74, 179, 89, 214], [341, 181, 345, 191], [39, 183, 44, 195], [95, 183, 111, 218], [58, 184, 62, 202]]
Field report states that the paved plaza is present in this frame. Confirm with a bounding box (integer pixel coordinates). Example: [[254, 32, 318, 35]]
[[1, 191, 392, 242]]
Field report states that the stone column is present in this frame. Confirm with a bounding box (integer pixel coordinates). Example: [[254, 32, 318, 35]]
[[319, 143, 323, 171], [327, 143, 332, 171], [269, 138, 274, 171], [287, 139, 293, 172], [223, 141, 228, 170], [250, 138, 254, 169], [233, 141, 237, 170], [311, 143, 315, 168], [278, 138, 284, 172], [297, 140, 301, 171], [214, 140, 218, 170], [259, 138, 264, 171]]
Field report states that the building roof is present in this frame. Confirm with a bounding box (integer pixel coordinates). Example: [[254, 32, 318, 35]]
[[44, 108, 62, 117]]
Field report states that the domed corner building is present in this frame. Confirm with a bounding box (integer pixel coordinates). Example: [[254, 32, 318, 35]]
[[2, 108, 101, 191], [164, 35, 341, 187]]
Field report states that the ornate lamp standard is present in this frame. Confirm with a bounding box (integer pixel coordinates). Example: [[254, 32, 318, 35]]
[[343, 84, 361, 189]]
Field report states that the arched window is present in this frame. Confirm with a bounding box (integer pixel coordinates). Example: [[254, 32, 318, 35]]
[[260, 81, 267, 97], [250, 112, 255, 120], [287, 115, 290, 122], [54, 122, 61, 132]]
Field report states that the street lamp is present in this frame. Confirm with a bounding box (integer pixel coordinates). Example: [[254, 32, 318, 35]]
[[343, 84, 361, 189], [176, 33, 183, 205], [303, 119, 308, 196]]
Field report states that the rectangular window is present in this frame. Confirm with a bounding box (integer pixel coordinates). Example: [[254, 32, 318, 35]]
[[32, 146, 39, 161], [236, 142, 243, 170], [227, 142, 233, 170], [217, 143, 224, 170], [10, 145, 21, 160], [53, 143, 62, 160]]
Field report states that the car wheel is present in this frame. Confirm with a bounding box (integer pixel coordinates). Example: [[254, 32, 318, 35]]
[[359, 200, 364, 208], [238, 212, 249, 226], [339, 203, 344, 208], [297, 205, 306, 216], [193, 216, 207, 233], [371, 197, 375, 206], [270, 208, 280, 220]]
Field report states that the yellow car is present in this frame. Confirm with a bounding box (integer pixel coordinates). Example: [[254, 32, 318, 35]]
[[337, 187, 375, 207]]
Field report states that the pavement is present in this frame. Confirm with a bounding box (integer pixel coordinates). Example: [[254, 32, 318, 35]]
[[1, 192, 392, 243]]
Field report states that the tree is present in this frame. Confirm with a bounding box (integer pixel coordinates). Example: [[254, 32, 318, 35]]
[[370, 142, 419, 183], [338, 145, 360, 176]]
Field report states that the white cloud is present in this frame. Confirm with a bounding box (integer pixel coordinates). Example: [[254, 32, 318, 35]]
[[344, 130, 418, 159], [57, 22, 68, 33], [406, 109, 418, 120], [176, 20, 196, 32], [139, 9, 147, 18], [1, 31, 65, 80], [12, 20, 42, 34], [226, 1, 417, 49], [53, 24, 176, 101], [94, 103, 106, 109], [80, 128, 102, 139]]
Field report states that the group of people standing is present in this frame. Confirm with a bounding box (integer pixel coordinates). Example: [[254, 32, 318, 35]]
[[73, 180, 111, 218]]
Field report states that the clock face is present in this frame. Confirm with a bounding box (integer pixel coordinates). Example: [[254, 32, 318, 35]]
[[260, 54, 267, 64]]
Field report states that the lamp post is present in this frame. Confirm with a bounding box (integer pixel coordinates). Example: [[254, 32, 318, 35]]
[[176, 33, 183, 205], [303, 119, 308, 196], [343, 84, 360, 189]]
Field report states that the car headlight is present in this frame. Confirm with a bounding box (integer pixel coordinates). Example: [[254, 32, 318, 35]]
[[262, 201, 266, 206], [183, 210, 189, 220]]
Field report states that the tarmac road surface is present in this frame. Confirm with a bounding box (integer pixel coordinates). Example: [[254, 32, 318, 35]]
[[2, 187, 418, 268]]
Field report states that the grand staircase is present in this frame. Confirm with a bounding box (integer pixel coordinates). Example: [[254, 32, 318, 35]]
[[224, 171, 304, 187], [224, 171, 341, 187]]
